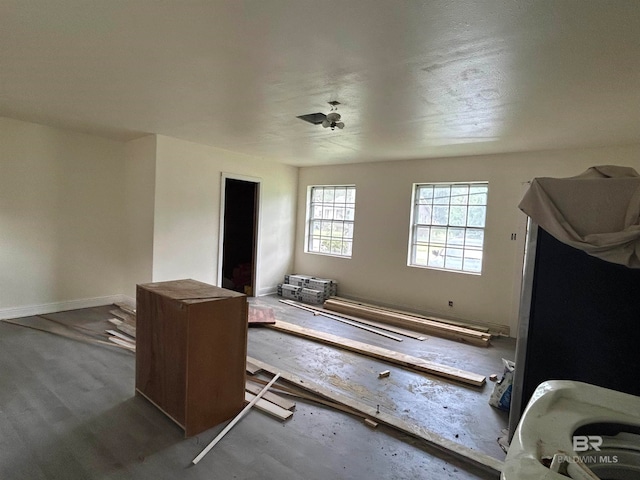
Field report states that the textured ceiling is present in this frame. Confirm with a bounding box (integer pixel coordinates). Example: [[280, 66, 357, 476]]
[[1, 1, 639, 166]]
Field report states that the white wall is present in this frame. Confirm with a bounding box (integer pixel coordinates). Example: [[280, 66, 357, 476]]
[[123, 135, 157, 298], [294, 144, 640, 334], [0, 117, 129, 316], [153, 136, 297, 295]]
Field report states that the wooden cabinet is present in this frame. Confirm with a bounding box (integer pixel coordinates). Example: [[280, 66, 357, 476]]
[[135, 279, 247, 437]]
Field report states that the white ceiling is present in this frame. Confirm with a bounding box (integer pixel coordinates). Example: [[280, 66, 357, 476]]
[[1, 1, 639, 166]]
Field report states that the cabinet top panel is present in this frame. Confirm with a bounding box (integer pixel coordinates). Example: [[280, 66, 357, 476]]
[[137, 279, 245, 303]]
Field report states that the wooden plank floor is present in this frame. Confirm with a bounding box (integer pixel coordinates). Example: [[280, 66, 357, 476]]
[[0, 298, 515, 479]]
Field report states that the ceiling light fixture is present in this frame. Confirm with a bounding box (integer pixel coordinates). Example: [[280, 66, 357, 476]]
[[322, 101, 345, 130]]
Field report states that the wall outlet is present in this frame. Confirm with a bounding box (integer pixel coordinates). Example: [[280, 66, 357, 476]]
[[448, 300, 454, 307]]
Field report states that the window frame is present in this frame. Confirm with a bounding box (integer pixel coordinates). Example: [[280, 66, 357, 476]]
[[304, 184, 356, 259], [407, 181, 488, 274]]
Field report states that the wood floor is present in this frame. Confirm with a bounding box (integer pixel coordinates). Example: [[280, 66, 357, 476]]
[[0, 296, 515, 479]]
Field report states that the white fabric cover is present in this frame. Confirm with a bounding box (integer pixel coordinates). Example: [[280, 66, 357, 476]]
[[519, 165, 640, 267]]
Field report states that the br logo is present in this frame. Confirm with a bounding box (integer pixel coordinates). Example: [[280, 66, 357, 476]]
[[573, 435, 603, 452]]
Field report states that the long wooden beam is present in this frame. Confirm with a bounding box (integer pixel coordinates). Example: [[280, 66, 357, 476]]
[[324, 299, 490, 347], [283, 301, 428, 341], [279, 299, 404, 342], [267, 320, 485, 387], [329, 296, 491, 333], [246, 357, 503, 476]]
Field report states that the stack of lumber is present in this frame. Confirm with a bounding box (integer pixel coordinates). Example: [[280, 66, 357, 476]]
[[105, 302, 137, 351], [323, 297, 491, 347]]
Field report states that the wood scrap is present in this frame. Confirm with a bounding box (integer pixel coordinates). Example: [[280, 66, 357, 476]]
[[116, 322, 136, 339], [245, 391, 293, 421], [245, 382, 296, 411], [247, 357, 503, 476], [1, 318, 130, 352], [364, 418, 379, 428], [266, 320, 485, 387], [279, 300, 403, 342], [247, 377, 371, 422], [106, 329, 135, 343], [108, 317, 123, 326], [248, 305, 276, 327], [323, 298, 491, 347], [109, 309, 136, 326], [108, 336, 136, 351], [114, 302, 136, 316], [246, 360, 263, 375]]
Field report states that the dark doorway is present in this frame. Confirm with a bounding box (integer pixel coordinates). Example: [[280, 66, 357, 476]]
[[221, 178, 258, 296]]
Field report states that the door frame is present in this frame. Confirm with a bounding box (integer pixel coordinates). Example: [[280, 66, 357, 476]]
[[217, 172, 262, 296]]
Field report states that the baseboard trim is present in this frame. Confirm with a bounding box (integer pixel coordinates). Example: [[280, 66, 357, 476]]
[[257, 286, 278, 297], [0, 294, 130, 320]]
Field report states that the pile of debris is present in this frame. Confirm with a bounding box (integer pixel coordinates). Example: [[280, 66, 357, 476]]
[[105, 302, 137, 351]]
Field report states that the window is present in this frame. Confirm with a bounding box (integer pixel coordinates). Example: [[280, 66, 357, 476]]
[[408, 182, 488, 274], [306, 185, 356, 258]]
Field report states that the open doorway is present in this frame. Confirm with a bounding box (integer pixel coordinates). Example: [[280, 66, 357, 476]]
[[219, 175, 259, 296]]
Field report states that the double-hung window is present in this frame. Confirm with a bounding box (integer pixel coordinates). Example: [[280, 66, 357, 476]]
[[409, 182, 488, 273], [306, 185, 356, 258]]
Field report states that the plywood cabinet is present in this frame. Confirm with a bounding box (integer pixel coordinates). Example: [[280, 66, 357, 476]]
[[135, 279, 248, 437]]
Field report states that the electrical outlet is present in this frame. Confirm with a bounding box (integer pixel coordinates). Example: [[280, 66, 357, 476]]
[[448, 300, 454, 307]]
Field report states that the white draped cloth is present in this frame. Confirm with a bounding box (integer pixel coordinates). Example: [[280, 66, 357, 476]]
[[519, 165, 640, 267]]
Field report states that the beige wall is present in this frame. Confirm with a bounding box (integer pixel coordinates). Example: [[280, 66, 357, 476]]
[[294, 144, 640, 334], [123, 135, 157, 298], [153, 135, 297, 295], [0, 117, 129, 315]]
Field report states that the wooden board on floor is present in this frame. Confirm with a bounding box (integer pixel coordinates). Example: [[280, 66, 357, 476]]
[[245, 391, 293, 421], [246, 360, 263, 375], [246, 356, 503, 476], [323, 299, 490, 347], [279, 300, 404, 342], [245, 381, 296, 411], [248, 305, 276, 327], [267, 320, 485, 387], [329, 296, 491, 333], [116, 322, 136, 339], [110, 309, 136, 326]]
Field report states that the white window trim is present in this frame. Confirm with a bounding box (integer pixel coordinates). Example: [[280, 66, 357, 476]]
[[407, 181, 488, 274], [304, 184, 356, 259]]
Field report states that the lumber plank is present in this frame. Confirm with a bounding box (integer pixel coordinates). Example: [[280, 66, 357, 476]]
[[267, 321, 485, 387], [325, 299, 490, 339], [289, 302, 428, 341], [279, 300, 404, 342], [247, 377, 371, 421], [323, 299, 490, 347], [245, 382, 296, 411], [106, 329, 135, 344], [114, 302, 137, 316], [246, 360, 263, 375], [245, 391, 293, 420], [116, 322, 136, 339], [109, 309, 136, 326], [246, 357, 502, 476], [108, 336, 136, 351], [329, 296, 491, 333], [1, 318, 129, 351]]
